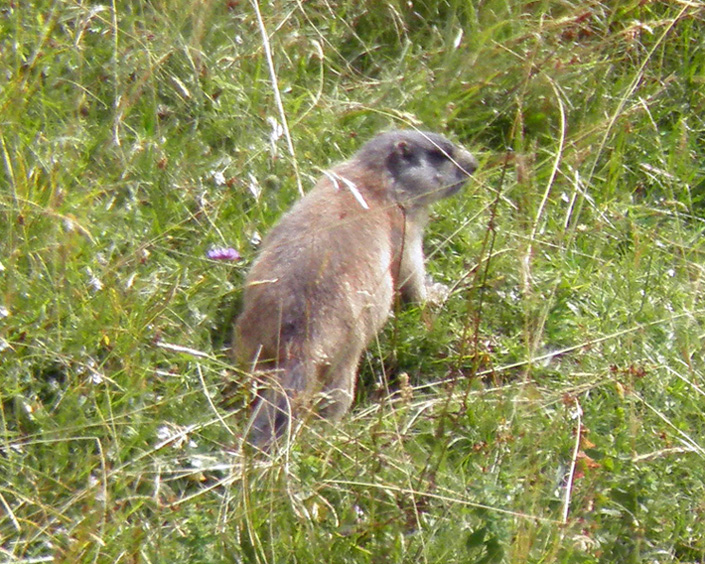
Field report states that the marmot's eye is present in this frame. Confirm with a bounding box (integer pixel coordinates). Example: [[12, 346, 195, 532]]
[[429, 149, 449, 163]]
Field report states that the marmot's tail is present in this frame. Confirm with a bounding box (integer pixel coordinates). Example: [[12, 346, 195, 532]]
[[247, 361, 308, 448]]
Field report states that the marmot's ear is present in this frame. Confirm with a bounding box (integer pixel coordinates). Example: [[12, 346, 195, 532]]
[[394, 140, 412, 158]]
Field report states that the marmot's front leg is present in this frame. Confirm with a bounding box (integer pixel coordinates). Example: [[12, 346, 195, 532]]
[[398, 214, 449, 305], [399, 237, 428, 303]]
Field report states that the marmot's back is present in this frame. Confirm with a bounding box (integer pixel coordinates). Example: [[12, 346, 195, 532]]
[[236, 165, 399, 360]]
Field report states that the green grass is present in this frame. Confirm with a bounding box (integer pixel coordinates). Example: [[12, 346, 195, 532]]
[[2, 0, 705, 562]]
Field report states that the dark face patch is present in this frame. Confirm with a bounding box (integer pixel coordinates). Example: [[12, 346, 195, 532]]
[[378, 131, 476, 208]]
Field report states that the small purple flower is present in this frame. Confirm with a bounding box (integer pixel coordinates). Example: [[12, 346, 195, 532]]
[[206, 247, 241, 261]]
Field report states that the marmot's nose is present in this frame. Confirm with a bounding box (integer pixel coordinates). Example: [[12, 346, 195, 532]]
[[457, 149, 479, 176]]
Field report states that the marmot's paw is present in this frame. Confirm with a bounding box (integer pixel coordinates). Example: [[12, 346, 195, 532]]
[[425, 276, 450, 305]]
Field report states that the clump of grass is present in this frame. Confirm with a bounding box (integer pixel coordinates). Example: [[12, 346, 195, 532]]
[[2, 0, 705, 562]]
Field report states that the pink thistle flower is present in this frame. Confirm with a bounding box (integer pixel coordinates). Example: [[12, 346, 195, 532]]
[[206, 247, 241, 261]]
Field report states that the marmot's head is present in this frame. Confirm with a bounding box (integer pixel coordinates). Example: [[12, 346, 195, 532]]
[[356, 130, 478, 209]]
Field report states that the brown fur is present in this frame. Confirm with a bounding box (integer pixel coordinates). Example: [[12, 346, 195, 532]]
[[233, 130, 477, 447]]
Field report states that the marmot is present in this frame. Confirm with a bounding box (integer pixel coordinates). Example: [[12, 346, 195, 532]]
[[233, 130, 478, 447]]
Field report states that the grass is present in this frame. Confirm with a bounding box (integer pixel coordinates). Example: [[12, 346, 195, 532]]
[[2, 0, 705, 562]]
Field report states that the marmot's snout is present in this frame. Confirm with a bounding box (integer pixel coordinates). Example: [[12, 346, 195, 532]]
[[456, 148, 479, 177], [443, 147, 478, 197]]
